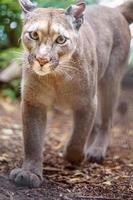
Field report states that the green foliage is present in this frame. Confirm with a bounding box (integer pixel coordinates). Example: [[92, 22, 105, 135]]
[[38, 0, 75, 8], [128, 40, 133, 67], [38, 0, 98, 8], [0, 47, 21, 69], [2, 80, 20, 101], [0, 47, 21, 101], [0, 0, 21, 49]]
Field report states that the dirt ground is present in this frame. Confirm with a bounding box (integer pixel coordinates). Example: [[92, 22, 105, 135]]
[[0, 88, 132, 200]]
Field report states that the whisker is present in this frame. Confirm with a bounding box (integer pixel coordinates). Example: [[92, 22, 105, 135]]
[[13, 58, 23, 61], [60, 66, 79, 72], [59, 62, 80, 72], [53, 71, 57, 81], [56, 68, 72, 80], [46, 73, 49, 84], [13, 52, 24, 56], [60, 60, 81, 66]]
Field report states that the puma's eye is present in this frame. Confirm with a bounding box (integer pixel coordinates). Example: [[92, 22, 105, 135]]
[[29, 31, 39, 40], [56, 35, 67, 44]]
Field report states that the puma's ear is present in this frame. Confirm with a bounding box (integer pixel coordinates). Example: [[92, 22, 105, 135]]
[[18, 0, 37, 14], [65, 2, 86, 29]]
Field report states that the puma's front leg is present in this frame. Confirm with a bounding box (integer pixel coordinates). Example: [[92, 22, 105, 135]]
[[10, 101, 46, 188], [64, 102, 96, 165]]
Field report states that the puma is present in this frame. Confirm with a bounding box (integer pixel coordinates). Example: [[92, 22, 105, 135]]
[[10, 0, 133, 188]]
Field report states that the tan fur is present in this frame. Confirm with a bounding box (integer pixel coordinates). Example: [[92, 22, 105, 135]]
[[10, 0, 133, 188]]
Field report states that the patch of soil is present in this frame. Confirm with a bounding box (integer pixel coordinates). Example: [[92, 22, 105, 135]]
[[0, 89, 132, 200]]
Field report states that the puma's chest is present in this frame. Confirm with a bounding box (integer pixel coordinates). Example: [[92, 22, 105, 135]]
[[22, 71, 92, 109]]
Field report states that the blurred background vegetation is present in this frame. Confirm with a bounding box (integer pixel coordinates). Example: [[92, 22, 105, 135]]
[[0, 0, 132, 100]]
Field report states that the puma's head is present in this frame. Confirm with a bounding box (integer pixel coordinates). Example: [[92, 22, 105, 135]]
[[19, 0, 86, 76]]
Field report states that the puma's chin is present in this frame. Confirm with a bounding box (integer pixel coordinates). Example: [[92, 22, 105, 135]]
[[34, 70, 50, 76], [33, 61, 51, 76]]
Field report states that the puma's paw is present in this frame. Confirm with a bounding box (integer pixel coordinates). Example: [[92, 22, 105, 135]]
[[85, 146, 106, 164], [9, 168, 42, 188], [64, 147, 84, 165]]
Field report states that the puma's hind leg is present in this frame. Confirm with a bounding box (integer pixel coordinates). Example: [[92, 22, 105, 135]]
[[85, 59, 127, 163]]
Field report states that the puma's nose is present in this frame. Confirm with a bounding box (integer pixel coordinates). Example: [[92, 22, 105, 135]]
[[36, 57, 49, 66]]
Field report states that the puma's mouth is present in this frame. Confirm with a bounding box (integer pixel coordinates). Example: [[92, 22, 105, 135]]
[[33, 66, 51, 76], [32, 60, 58, 76]]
